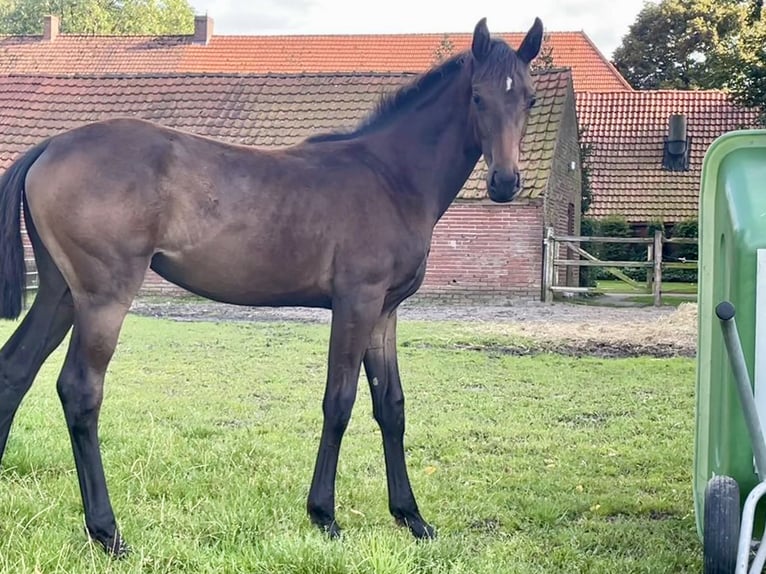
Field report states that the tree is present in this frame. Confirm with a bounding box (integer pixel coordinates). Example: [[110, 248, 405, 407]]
[[712, 4, 766, 122], [578, 124, 593, 215], [432, 34, 455, 64], [612, 0, 766, 122], [612, 0, 748, 90], [530, 32, 554, 72], [0, 0, 195, 35]]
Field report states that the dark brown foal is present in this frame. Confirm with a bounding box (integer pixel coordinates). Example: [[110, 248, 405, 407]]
[[0, 16, 543, 554]]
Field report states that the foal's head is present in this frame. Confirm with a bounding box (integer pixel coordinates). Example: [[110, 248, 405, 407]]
[[469, 17, 543, 203]]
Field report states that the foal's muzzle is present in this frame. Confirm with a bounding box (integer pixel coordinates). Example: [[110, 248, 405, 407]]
[[488, 168, 521, 203]]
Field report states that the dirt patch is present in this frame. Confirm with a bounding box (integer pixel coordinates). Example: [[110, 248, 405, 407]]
[[606, 510, 676, 523], [128, 297, 697, 359], [449, 302, 697, 358], [407, 339, 693, 359], [556, 410, 633, 428], [468, 518, 502, 533]]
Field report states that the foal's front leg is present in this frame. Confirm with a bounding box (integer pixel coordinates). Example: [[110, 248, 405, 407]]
[[363, 310, 435, 539], [307, 294, 383, 537]]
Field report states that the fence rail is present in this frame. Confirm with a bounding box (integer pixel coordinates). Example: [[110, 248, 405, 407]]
[[25, 258, 38, 289], [542, 228, 697, 306]]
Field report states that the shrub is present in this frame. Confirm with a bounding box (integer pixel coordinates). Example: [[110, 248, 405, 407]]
[[665, 218, 698, 282], [578, 217, 599, 287]]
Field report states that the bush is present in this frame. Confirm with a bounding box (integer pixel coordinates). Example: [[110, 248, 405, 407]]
[[573, 216, 697, 288], [621, 219, 666, 282], [585, 215, 635, 281], [578, 217, 599, 287], [598, 216, 632, 261], [665, 218, 698, 282]]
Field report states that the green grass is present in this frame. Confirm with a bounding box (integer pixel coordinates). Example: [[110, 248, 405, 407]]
[[0, 315, 701, 573], [596, 280, 697, 295], [561, 280, 697, 307], [623, 295, 694, 307]]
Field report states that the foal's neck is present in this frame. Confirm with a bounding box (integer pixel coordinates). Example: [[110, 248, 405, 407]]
[[377, 63, 482, 224]]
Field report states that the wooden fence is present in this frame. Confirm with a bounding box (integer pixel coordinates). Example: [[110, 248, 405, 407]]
[[542, 228, 698, 306]]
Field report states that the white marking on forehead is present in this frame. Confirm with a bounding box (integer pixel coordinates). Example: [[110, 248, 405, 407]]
[[506, 76, 513, 92]]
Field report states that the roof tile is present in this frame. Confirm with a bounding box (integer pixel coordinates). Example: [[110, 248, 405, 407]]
[[0, 31, 627, 92]]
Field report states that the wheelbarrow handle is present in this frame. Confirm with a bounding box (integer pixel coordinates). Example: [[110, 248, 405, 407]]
[[716, 300, 766, 481], [716, 301, 736, 322]]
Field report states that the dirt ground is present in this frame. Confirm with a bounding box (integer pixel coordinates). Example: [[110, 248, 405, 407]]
[[129, 297, 697, 359]]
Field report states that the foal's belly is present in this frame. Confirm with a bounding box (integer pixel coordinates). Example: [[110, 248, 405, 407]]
[[149, 248, 334, 309]]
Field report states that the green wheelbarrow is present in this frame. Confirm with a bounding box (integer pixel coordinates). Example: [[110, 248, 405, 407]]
[[696, 129, 766, 573]]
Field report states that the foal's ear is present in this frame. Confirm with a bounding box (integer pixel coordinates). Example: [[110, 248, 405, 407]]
[[471, 17, 491, 62], [517, 17, 544, 65]]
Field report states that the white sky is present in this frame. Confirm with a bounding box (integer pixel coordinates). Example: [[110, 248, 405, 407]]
[[188, 0, 653, 60]]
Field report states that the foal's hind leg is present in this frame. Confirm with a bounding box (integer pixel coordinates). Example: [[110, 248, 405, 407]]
[[0, 249, 74, 464], [363, 310, 434, 539], [56, 298, 133, 556], [44, 247, 150, 556]]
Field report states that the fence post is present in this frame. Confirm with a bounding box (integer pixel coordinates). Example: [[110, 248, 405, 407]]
[[646, 244, 653, 292], [543, 227, 555, 303], [653, 230, 663, 306]]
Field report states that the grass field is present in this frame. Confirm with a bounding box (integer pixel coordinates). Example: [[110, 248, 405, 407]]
[[0, 315, 701, 573], [573, 280, 698, 307], [596, 280, 697, 295]]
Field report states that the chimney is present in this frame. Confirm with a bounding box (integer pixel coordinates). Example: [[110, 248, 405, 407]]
[[43, 15, 59, 42], [662, 113, 691, 171], [193, 15, 214, 45]]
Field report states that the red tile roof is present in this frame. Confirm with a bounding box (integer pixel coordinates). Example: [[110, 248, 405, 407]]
[[0, 68, 573, 201], [577, 90, 759, 223], [0, 31, 629, 92]]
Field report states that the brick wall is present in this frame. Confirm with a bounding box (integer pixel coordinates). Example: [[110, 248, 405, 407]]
[[544, 88, 582, 287], [419, 200, 544, 301], [142, 270, 182, 294]]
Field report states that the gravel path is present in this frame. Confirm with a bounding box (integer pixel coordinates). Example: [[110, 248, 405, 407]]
[[129, 297, 697, 359]]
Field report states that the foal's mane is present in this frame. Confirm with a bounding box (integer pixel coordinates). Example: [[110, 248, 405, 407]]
[[306, 52, 468, 143], [306, 39, 519, 144]]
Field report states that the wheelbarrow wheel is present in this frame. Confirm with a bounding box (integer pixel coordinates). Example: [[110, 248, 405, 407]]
[[704, 475, 741, 574]]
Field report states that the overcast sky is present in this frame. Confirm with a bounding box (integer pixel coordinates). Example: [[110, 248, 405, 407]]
[[188, 0, 652, 60]]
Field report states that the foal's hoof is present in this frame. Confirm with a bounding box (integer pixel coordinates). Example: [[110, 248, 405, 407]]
[[415, 522, 437, 540], [396, 516, 437, 540], [86, 527, 130, 558], [314, 519, 342, 539]]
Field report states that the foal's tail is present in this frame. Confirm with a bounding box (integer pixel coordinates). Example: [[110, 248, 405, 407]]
[[0, 139, 51, 319]]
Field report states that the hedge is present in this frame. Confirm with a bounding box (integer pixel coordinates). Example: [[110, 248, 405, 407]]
[[577, 215, 697, 286]]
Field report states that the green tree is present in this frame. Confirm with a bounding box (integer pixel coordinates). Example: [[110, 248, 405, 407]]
[[578, 124, 593, 215], [0, 0, 194, 35], [530, 32, 554, 72], [712, 5, 766, 122], [613, 0, 766, 122], [612, 0, 748, 90], [432, 34, 455, 64]]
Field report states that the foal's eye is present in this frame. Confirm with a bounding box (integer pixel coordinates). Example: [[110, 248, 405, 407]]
[[472, 93, 483, 107]]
